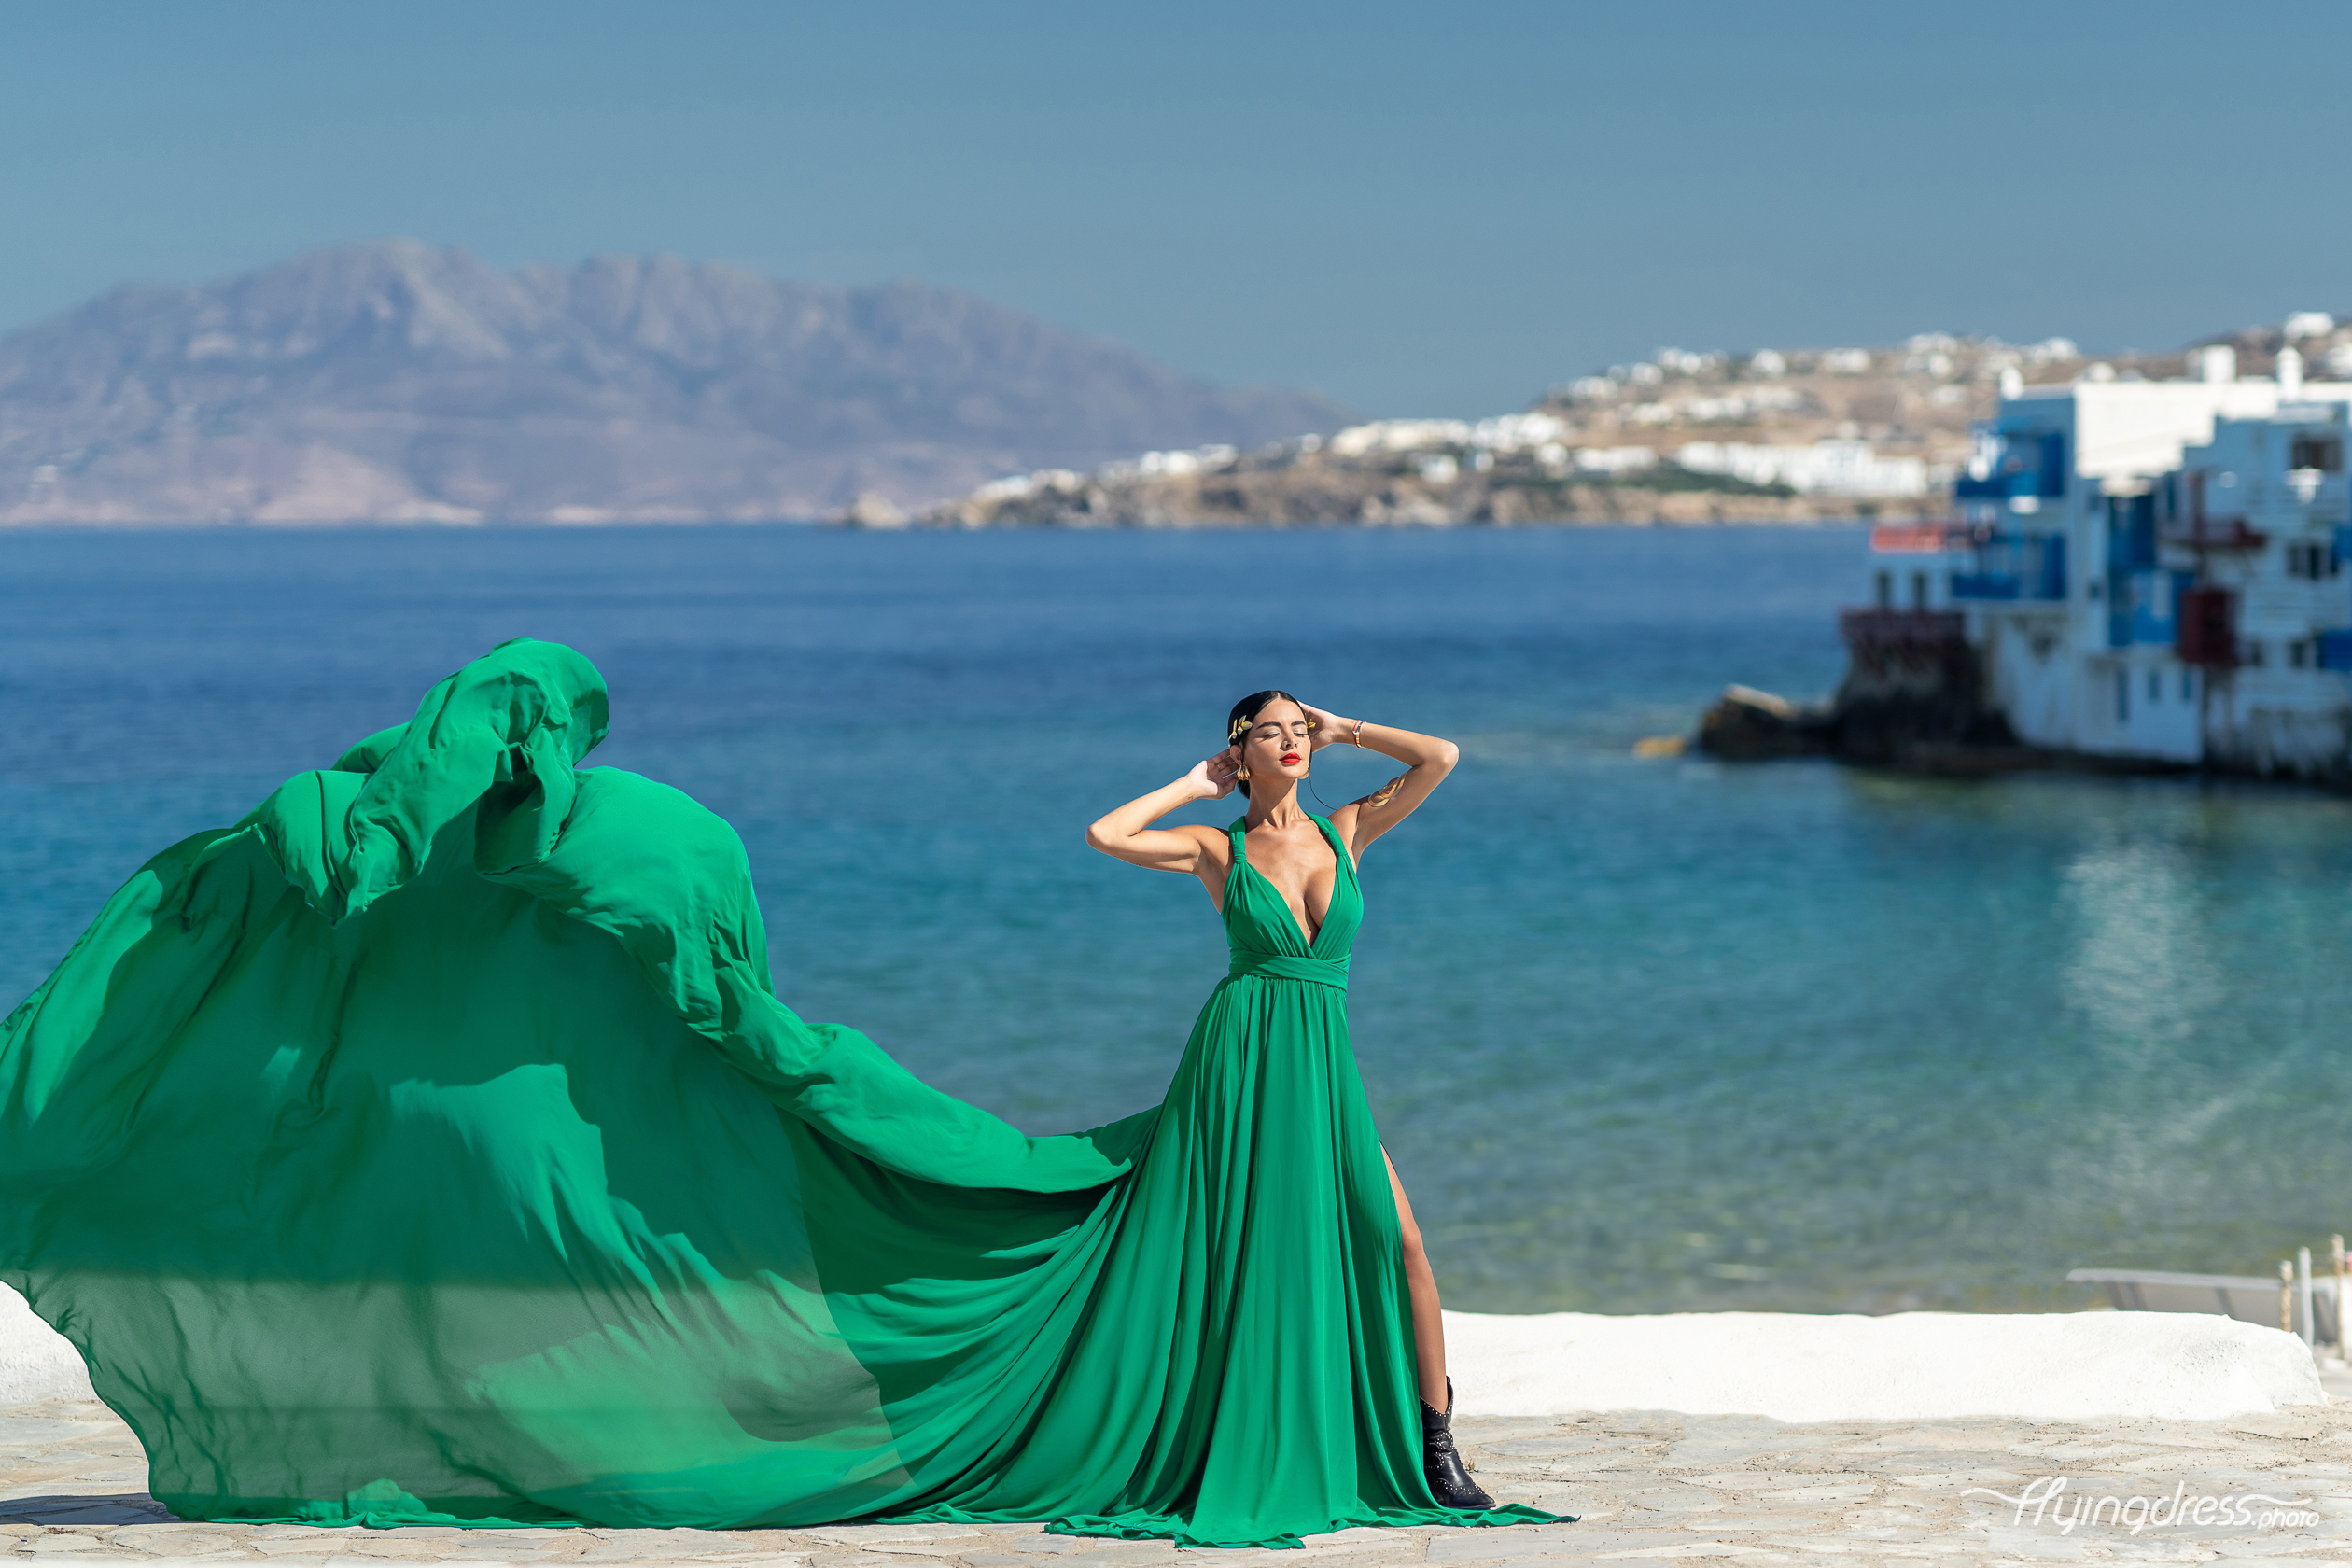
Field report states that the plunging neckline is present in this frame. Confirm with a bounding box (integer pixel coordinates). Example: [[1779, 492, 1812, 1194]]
[[1233, 816, 1350, 951]]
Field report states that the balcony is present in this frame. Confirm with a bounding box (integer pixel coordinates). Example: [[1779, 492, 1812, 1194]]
[[1868, 522, 1974, 555], [2163, 518, 2270, 553], [1839, 609, 1967, 650], [2159, 469, 2275, 552], [1951, 532, 2066, 601], [2109, 567, 2194, 650], [1951, 573, 2024, 600], [1954, 427, 2067, 502]]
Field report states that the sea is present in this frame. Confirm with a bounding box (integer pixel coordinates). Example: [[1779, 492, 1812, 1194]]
[[6, 523, 2352, 1316]]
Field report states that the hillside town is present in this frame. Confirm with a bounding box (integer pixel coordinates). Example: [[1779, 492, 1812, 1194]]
[[906, 307, 2352, 786], [1701, 315, 2352, 783], [901, 320, 2352, 529], [899, 331, 2252, 528]]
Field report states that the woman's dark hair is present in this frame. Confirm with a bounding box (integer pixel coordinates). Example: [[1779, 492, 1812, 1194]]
[[1225, 690, 1305, 799]]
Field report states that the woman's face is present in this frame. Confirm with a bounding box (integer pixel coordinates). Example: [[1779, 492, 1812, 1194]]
[[1234, 699, 1312, 788]]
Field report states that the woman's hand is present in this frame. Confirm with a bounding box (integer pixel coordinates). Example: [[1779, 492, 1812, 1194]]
[[1185, 749, 1240, 800], [1088, 759, 1234, 872], [1296, 699, 1358, 752], [1319, 712, 1459, 861]]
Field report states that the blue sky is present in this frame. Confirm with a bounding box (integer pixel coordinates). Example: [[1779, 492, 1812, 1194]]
[[4, 2, 2347, 414]]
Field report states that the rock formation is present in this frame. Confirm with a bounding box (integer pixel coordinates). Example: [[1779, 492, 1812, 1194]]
[[1696, 615, 2022, 770], [0, 241, 1352, 525]]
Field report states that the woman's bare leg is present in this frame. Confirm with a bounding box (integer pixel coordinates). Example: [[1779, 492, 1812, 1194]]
[[1384, 1147, 1449, 1412]]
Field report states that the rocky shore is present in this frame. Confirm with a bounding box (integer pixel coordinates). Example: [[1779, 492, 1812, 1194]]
[[1694, 622, 2022, 773], [1691, 620, 2197, 779]]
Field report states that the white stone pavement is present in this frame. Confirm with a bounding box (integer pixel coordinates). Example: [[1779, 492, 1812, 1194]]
[[9, 1393, 2352, 1567], [7, 1293, 2345, 1565]]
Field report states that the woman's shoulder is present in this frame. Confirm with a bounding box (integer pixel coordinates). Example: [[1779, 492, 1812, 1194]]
[[1322, 803, 1365, 855], [1171, 820, 1237, 862]]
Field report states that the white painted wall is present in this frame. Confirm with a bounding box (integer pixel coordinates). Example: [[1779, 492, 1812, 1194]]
[[1980, 612, 2078, 749], [2174, 407, 2352, 775], [0, 1283, 93, 1405], [1975, 380, 2352, 767], [2079, 654, 2202, 763]]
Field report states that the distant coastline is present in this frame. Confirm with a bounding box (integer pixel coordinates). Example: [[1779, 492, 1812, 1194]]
[[7, 242, 2329, 534], [897, 325, 2339, 531], [900, 444, 1924, 531]]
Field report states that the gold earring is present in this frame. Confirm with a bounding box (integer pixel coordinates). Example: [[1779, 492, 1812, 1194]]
[[1237, 766, 1252, 781]]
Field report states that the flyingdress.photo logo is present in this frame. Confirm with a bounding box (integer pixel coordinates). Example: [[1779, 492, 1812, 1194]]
[[1967, 1477, 2318, 1534]]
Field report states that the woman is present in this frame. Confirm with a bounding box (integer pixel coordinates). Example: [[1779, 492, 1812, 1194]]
[[0, 643, 1555, 1548], [1084, 690, 1489, 1510]]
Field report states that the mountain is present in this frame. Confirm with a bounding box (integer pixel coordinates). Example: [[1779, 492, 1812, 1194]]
[[0, 241, 1354, 524]]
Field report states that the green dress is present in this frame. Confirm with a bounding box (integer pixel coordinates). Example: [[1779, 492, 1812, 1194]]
[[0, 640, 1556, 1548]]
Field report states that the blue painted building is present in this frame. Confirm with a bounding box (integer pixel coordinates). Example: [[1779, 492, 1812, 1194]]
[[1862, 345, 2352, 772]]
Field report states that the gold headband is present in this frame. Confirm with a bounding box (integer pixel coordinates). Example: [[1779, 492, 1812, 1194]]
[[1229, 713, 1317, 738]]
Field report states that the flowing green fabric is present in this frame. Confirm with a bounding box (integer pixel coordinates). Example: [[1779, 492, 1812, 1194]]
[[0, 640, 1559, 1548]]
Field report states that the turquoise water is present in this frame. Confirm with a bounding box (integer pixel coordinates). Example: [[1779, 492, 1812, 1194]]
[[7, 524, 2352, 1315]]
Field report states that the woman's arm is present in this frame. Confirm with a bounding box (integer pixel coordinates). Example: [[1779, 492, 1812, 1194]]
[[1299, 704, 1459, 860], [1085, 752, 1239, 874]]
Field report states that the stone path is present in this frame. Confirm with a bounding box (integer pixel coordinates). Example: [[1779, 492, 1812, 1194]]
[[7, 1395, 2352, 1565]]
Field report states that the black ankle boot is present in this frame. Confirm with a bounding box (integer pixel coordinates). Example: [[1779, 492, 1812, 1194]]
[[1420, 1376, 1494, 1509]]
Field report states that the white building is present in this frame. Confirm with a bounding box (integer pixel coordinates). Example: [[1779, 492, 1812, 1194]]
[[1681, 439, 1928, 498], [1863, 351, 2352, 775], [1326, 420, 1474, 456], [1467, 413, 1571, 451], [2157, 404, 2352, 772], [1573, 446, 1659, 476]]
